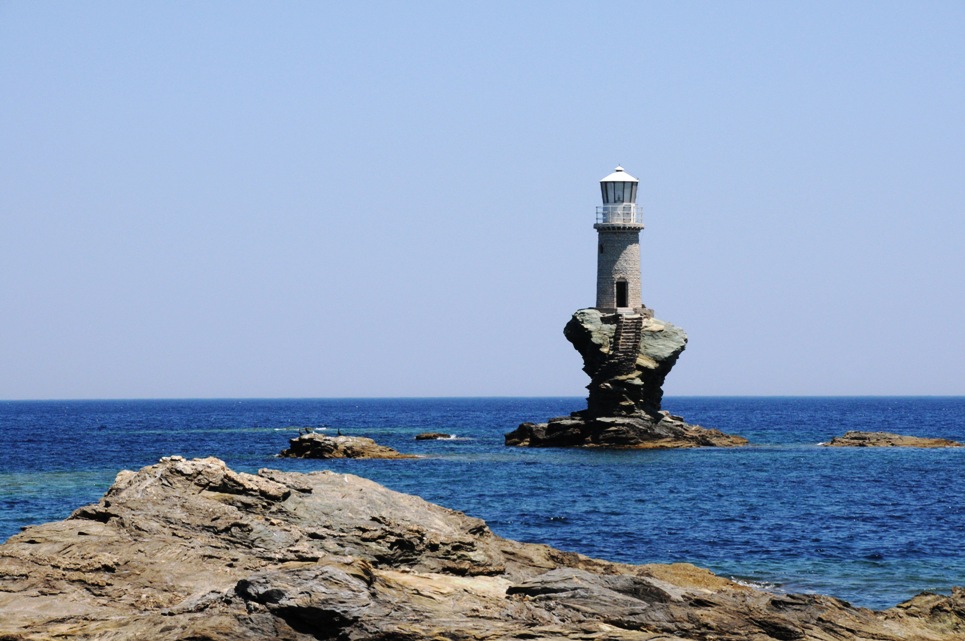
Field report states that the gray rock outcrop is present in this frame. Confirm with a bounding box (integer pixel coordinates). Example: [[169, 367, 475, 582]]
[[280, 433, 416, 459], [2, 456, 963, 640], [507, 309, 747, 448]]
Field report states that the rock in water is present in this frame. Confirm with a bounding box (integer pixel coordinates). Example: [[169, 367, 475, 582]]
[[823, 431, 963, 448], [415, 432, 453, 440], [507, 308, 747, 448], [1, 456, 962, 640], [505, 412, 749, 448], [280, 433, 416, 459]]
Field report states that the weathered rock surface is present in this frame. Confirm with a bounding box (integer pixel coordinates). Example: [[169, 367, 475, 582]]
[[280, 433, 416, 459], [823, 431, 963, 448], [2, 456, 963, 640], [508, 309, 747, 448], [414, 432, 454, 440], [565, 308, 687, 418]]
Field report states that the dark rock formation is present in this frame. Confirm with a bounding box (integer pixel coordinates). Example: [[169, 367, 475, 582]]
[[506, 412, 748, 448], [508, 309, 747, 448], [415, 432, 454, 440], [280, 433, 416, 459], [1, 456, 962, 640], [823, 431, 963, 448]]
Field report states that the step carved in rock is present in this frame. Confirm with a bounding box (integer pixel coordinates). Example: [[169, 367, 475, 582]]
[[593, 315, 644, 381]]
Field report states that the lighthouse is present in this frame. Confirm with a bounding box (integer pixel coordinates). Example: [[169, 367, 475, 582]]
[[503, 166, 735, 447], [595, 166, 645, 313]]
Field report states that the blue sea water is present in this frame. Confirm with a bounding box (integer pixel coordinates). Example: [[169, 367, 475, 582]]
[[1, 396, 963, 610]]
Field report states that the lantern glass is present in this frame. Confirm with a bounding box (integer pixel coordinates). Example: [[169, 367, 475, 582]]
[[600, 167, 640, 205]]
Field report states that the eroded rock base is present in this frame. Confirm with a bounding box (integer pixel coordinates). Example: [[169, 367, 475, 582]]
[[507, 308, 748, 449], [506, 411, 749, 448]]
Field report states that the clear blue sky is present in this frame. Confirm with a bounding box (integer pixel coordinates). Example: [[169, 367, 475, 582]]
[[2, 2, 963, 399]]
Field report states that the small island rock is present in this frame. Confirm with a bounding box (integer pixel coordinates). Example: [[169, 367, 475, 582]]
[[1, 456, 962, 640], [280, 432, 416, 459], [823, 431, 963, 448], [415, 432, 454, 440]]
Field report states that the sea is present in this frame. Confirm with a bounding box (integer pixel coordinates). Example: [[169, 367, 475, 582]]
[[1, 396, 963, 611]]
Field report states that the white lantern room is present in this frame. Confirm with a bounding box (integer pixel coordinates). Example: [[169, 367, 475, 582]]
[[596, 166, 642, 226]]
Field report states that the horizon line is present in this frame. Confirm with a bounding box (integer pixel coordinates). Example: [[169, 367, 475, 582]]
[[2, 394, 964, 403]]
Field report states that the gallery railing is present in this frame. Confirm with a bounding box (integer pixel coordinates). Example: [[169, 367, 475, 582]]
[[595, 204, 641, 225]]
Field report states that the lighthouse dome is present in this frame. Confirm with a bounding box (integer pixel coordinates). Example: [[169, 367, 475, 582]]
[[600, 166, 639, 183]]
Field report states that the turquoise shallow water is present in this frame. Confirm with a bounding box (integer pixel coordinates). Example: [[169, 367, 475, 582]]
[[1, 396, 963, 609]]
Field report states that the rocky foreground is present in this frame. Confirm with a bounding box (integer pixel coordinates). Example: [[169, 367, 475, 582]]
[[280, 433, 417, 459], [2, 456, 963, 640], [823, 431, 963, 448], [508, 309, 747, 448]]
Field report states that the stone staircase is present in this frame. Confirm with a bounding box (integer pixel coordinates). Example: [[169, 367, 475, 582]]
[[593, 314, 644, 381]]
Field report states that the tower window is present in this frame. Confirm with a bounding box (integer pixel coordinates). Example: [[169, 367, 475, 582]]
[[599, 243, 604, 254]]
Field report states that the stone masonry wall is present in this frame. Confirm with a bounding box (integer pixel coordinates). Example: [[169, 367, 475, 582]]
[[595, 227, 642, 310]]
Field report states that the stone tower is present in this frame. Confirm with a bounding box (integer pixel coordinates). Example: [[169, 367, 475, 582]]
[[595, 166, 644, 313]]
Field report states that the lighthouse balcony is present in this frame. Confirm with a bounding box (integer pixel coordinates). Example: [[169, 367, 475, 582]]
[[596, 204, 642, 226]]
